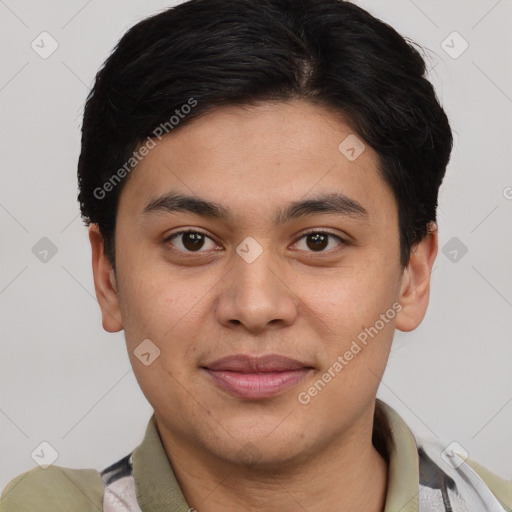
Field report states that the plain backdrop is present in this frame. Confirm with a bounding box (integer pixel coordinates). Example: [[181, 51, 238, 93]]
[[1, 0, 511, 491]]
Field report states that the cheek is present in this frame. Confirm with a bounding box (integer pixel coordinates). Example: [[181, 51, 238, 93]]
[[116, 266, 178, 343], [117, 262, 214, 363], [299, 261, 399, 329]]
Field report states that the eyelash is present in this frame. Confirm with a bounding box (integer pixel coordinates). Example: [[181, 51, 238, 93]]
[[164, 228, 348, 255]]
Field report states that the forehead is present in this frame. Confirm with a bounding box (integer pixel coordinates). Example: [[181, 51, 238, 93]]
[[117, 100, 396, 224]]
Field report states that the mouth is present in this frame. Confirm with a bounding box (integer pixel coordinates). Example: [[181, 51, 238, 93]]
[[201, 354, 314, 399]]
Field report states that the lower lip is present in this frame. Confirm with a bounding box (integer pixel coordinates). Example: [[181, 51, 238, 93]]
[[203, 368, 311, 399]]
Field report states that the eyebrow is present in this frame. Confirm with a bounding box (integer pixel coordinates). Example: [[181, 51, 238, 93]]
[[142, 191, 368, 224]]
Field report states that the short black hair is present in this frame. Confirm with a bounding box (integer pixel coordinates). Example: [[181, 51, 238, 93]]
[[78, 0, 453, 269]]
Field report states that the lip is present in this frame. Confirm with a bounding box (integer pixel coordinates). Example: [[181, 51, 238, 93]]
[[202, 354, 313, 399]]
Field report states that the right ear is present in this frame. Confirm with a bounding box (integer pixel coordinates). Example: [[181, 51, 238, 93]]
[[88, 224, 123, 333]]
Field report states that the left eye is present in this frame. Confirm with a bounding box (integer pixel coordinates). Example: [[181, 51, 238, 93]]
[[167, 231, 219, 252], [293, 231, 345, 252]]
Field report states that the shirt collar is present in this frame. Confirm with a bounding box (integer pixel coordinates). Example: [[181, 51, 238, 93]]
[[132, 399, 420, 512], [378, 399, 420, 512]]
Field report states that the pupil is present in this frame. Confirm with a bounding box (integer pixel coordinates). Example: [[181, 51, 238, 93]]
[[183, 233, 204, 251], [307, 233, 328, 251]]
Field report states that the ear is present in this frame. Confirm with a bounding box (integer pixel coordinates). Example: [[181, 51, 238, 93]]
[[396, 222, 438, 332], [89, 224, 123, 333]]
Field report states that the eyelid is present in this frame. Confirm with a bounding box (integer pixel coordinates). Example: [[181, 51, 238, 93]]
[[165, 228, 213, 241], [165, 229, 221, 252], [291, 229, 348, 252], [298, 228, 347, 242]]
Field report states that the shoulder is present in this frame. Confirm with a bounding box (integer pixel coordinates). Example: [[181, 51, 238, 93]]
[[0, 464, 104, 512], [465, 458, 512, 512], [417, 438, 511, 511]]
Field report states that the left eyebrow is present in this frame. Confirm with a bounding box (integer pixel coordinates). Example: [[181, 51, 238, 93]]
[[141, 191, 368, 224], [275, 192, 368, 224]]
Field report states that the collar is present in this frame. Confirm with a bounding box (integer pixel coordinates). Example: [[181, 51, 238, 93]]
[[131, 399, 421, 512]]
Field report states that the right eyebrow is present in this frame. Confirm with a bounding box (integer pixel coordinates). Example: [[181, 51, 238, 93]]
[[142, 192, 230, 220]]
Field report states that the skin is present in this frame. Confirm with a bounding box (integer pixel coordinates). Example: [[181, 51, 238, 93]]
[[90, 100, 437, 512]]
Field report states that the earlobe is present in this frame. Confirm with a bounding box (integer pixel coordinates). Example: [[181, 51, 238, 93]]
[[88, 224, 123, 333], [395, 223, 438, 332]]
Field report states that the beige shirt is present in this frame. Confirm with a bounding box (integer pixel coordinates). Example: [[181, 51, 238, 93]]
[[1, 399, 510, 511]]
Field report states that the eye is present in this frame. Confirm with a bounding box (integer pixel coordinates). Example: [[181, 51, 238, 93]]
[[166, 230, 220, 253], [293, 230, 346, 253]]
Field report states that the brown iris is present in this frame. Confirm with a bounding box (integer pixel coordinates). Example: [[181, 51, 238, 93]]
[[182, 232, 206, 251], [306, 233, 329, 251]]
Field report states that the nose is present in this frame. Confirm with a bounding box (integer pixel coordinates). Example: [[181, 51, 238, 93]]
[[214, 247, 299, 333]]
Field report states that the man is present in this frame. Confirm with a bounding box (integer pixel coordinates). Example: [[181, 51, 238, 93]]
[[1, 0, 510, 510]]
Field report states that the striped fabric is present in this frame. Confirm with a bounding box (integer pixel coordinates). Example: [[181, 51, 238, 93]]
[[99, 435, 507, 512], [101, 454, 142, 512]]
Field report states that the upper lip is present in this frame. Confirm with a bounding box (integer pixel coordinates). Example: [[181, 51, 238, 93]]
[[203, 354, 312, 373]]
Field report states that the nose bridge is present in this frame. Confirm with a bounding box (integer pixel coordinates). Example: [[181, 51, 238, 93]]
[[236, 245, 278, 295], [215, 239, 298, 331]]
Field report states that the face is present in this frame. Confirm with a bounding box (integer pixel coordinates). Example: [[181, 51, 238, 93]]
[[91, 100, 436, 470]]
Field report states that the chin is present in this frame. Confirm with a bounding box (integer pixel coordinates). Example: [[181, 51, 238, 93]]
[[202, 423, 315, 471]]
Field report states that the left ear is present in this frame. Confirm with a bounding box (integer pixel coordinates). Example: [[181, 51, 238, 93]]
[[396, 222, 438, 332]]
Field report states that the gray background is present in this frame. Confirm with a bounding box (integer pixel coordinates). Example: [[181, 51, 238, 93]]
[[1, 0, 511, 490]]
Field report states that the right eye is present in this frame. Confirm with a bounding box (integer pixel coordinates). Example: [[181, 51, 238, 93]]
[[165, 230, 221, 253]]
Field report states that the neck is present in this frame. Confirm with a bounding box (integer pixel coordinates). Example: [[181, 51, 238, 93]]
[[156, 406, 389, 512]]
